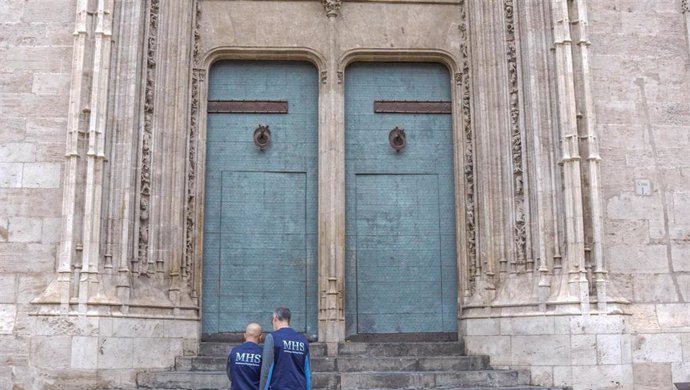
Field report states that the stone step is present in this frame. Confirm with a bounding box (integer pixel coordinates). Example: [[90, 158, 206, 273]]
[[175, 354, 488, 373], [136, 369, 531, 389], [336, 355, 490, 372], [376, 388, 570, 390], [198, 341, 328, 357], [339, 370, 524, 389], [199, 341, 464, 358], [449, 388, 571, 390], [175, 355, 338, 372], [132, 369, 567, 390], [136, 371, 227, 389], [136, 370, 338, 390], [338, 341, 466, 357]]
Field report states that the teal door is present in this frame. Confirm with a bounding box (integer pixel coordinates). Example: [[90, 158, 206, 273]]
[[203, 61, 318, 339], [345, 63, 458, 336]]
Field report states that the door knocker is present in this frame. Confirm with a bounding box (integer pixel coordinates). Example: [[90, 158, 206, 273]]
[[253, 124, 271, 151], [389, 127, 406, 152]]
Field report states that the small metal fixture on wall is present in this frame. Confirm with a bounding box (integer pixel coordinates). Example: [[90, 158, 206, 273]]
[[254, 124, 271, 151], [389, 127, 406, 152]]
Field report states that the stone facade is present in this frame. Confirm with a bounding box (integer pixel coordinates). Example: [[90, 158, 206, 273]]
[[0, 0, 688, 389]]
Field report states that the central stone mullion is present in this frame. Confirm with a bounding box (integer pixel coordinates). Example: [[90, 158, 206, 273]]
[[317, 15, 346, 345]]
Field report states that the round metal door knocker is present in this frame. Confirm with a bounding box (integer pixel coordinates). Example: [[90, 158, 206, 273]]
[[389, 127, 406, 152], [253, 124, 271, 151]]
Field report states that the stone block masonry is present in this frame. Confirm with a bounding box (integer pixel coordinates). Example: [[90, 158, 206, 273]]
[[464, 315, 690, 389], [0, 1, 76, 389]]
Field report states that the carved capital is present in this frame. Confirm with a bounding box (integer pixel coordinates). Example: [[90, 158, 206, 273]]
[[322, 0, 341, 18]]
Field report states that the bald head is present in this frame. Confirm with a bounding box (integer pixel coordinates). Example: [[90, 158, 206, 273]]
[[244, 323, 262, 344]]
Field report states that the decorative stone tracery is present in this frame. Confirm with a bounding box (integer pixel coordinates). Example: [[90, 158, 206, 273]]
[[183, 0, 204, 300], [503, 0, 528, 273], [136, 0, 160, 276], [457, 0, 477, 299]]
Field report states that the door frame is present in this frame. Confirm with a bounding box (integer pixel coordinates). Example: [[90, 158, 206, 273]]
[[194, 47, 466, 343]]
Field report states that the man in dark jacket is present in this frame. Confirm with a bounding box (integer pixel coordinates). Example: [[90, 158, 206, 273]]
[[227, 323, 263, 390], [259, 307, 311, 390]]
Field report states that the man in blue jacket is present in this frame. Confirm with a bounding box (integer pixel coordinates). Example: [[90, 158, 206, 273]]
[[227, 323, 263, 390], [259, 307, 311, 390]]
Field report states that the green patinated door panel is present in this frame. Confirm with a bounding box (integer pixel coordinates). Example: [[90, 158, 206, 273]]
[[203, 61, 318, 338], [345, 63, 458, 336]]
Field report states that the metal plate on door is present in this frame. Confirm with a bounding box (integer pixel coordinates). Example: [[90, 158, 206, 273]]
[[208, 100, 288, 114], [374, 100, 451, 114]]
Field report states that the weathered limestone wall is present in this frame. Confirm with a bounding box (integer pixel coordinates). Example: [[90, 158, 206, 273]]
[[593, 0, 690, 387], [29, 315, 197, 388], [464, 1, 690, 389], [0, 0, 75, 388], [2, 2, 199, 389]]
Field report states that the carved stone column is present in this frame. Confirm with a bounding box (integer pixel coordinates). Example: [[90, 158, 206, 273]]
[[104, 0, 148, 309], [569, 0, 607, 312], [78, 0, 116, 311], [550, 0, 589, 311], [132, 0, 195, 305], [515, 0, 560, 310], [52, 0, 92, 309], [34, 0, 118, 311], [318, 0, 346, 345], [465, 0, 527, 307]]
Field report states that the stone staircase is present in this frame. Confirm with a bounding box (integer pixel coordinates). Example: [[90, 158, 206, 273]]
[[132, 341, 569, 390]]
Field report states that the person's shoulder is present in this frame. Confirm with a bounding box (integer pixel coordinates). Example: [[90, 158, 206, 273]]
[[230, 342, 245, 352], [289, 328, 307, 340], [299, 333, 309, 345]]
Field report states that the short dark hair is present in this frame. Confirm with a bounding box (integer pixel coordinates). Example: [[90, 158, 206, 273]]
[[273, 307, 291, 323]]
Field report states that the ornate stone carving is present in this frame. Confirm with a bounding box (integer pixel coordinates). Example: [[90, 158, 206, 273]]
[[137, 0, 160, 275], [683, 0, 690, 13], [185, 68, 205, 290], [504, 0, 527, 270], [192, 0, 201, 66], [321, 70, 327, 84], [322, 0, 342, 18], [183, 1, 204, 294], [459, 0, 477, 292]]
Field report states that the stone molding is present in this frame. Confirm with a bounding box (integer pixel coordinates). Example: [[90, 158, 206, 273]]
[[504, 0, 528, 274], [183, 0, 204, 304], [457, 0, 476, 302], [136, 0, 159, 276]]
